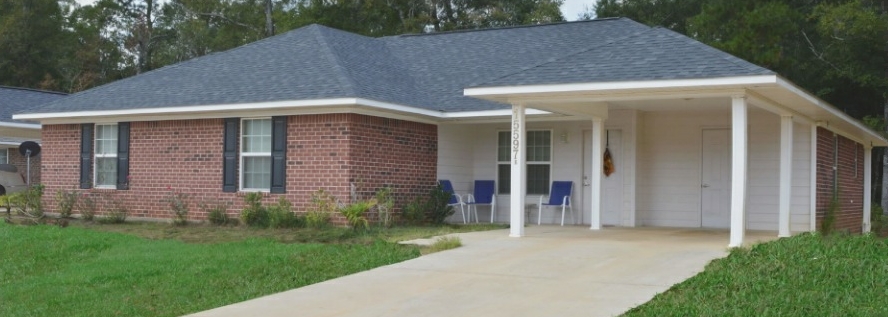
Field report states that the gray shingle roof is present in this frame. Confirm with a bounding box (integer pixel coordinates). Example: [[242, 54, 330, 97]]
[[21, 18, 775, 116], [477, 27, 774, 87], [0, 86, 66, 124]]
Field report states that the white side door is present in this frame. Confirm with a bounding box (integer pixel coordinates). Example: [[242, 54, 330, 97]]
[[701, 129, 731, 228]]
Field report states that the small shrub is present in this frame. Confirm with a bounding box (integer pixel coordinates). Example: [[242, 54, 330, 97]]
[[9, 184, 45, 218], [340, 199, 376, 231], [77, 192, 97, 221], [305, 189, 337, 229], [240, 192, 268, 228], [426, 236, 462, 254], [202, 202, 232, 226], [871, 204, 885, 235], [268, 197, 302, 229], [99, 200, 128, 224], [426, 184, 455, 226], [164, 190, 189, 226], [55, 189, 78, 218], [402, 197, 426, 225], [375, 187, 395, 228]]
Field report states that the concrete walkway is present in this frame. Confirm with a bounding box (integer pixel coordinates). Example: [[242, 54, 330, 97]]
[[187, 227, 776, 317]]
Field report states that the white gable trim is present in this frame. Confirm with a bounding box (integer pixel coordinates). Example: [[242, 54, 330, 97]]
[[463, 75, 778, 97], [12, 97, 552, 124]]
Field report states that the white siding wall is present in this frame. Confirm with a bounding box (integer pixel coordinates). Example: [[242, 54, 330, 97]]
[[637, 108, 811, 231], [437, 106, 812, 231]]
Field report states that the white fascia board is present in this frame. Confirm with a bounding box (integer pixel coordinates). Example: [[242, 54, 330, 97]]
[[0, 121, 41, 129], [14, 98, 366, 120], [13, 97, 560, 124], [776, 77, 888, 146], [442, 108, 551, 118], [463, 75, 778, 97]]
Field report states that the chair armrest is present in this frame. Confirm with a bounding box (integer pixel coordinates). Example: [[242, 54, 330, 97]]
[[466, 193, 476, 204], [562, 195, 569, 206]]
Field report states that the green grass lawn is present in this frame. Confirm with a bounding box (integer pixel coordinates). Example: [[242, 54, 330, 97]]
[[0, 221, 505, 317], [624, 233, 888, 317]]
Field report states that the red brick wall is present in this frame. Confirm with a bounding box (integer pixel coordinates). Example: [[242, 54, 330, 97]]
[[6, 147, 40, 185], [40, 114, 438, 222], [815, 127, 864, 233]]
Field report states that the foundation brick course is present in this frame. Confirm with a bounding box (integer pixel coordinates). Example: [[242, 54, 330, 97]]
[[40, 114, 437, 222]]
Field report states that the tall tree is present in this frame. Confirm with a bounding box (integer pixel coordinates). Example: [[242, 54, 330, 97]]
[[0, 0, 68, 89]]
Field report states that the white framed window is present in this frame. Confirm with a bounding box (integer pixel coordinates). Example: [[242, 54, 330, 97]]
[[496, 130, 552, 195], [0, 148, 7, 164], [240, 118, 272, 191], [94, 124, 118, 188]]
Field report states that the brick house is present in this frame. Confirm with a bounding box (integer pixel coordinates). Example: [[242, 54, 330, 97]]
[[0, 86, 67, 190], [14, 18, 886, 245]]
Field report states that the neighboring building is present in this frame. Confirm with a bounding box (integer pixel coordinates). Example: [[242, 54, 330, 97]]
[[0, 86, 67, 186], [14, 18, 886, 245]]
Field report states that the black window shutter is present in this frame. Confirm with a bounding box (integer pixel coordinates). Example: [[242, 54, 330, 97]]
[[116, 122, 131, 190], [270, 116, 287, 193], [222, 118, 239, 192], [79, 124, 93, 189]]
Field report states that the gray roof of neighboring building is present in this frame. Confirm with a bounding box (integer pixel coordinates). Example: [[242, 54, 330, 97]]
[[21, 18, 773, 115], [0, 86, 66, 124]]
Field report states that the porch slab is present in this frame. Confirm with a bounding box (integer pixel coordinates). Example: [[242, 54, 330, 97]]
[[187, 226, 777, 317]]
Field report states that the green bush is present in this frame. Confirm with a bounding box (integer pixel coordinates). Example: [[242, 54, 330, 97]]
[[871, 204, 885, 235], [305, 190, 336, 229], [340, 200, 376, 231], [164, 190, 189, 226], [240, 192, 268, 228], [426, 184, 455, 225], [202, 202, 232, 226], [401, 197, 426, 225], [99, 201, 127, 224], [375, 187, 394, 228], [8, 184, 45, 218], [77, 192, 97, 221], [55, 189, 78, 218], [268, 197, 302, 229]]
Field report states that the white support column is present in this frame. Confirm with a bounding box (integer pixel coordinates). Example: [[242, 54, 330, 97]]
[[810, 124, 818, 232], [778, 115, 793, 237], [729, 96, 748, 248], [509, 104, 527, 237], [590, 117, 604, 230], [864, 146, 873, 233]]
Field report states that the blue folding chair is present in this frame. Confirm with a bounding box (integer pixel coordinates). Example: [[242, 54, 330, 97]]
[[466, 180, 496, 223], [438, 180, 468, 224], [538, 181, 574, 226]]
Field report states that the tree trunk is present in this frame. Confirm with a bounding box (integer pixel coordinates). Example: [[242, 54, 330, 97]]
[[265, 0, 274, 37]]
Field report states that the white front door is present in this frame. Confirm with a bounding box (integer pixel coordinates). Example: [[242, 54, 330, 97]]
[[583, 130, 622, 226], [701, 129, 731, 228]]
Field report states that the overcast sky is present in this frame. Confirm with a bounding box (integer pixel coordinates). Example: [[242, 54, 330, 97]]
[[74, 0, 592, 22]]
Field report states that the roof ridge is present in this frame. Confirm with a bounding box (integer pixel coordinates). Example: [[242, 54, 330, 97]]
[[391, 17, 627, 38], [476, 27, 657, 87], [651, 27, 774, 74], [0, 85, 67, 95], [311, 26, 360, 96]]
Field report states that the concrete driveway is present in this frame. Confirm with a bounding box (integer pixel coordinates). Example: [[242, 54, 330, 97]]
[[187, 226, 775, 317]]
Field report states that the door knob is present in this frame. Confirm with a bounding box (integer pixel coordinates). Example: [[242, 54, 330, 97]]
[[701, 184, 710, 188]]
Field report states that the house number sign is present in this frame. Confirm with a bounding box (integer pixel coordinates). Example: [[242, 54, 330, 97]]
[[512, 107, 520, 164]]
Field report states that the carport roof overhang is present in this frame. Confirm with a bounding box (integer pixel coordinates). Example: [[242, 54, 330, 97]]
[[464, 74, 888, 147]]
